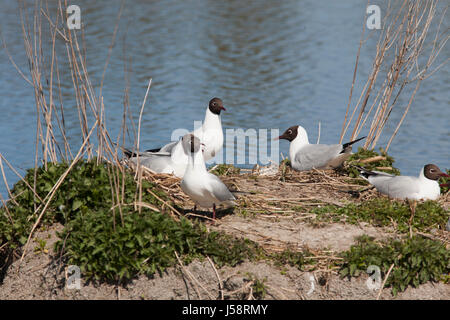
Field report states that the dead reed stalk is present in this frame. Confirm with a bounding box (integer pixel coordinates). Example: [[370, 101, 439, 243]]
[[340, 0, 448, 152], [0, 0, 154, 258]]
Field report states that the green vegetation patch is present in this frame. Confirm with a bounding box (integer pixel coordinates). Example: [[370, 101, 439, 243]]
[[271, 248, 314, 270], [245, 273, 268, 299], [344, 147, 400, 178], [340, 235, 450, 296], [311, 198, 448, 233], [440, 169, 450, 194], [0, 159, 167, 250], [56, 208, 261, 283], [1, 159, 262, 284], [209, 164, 241, 176]]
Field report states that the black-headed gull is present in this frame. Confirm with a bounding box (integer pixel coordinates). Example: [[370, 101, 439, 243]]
[[123, 98, 226, 177], [122, 139, 188, 178], [149, 97, 225, 161], [276, 125, 365, 171], [180, 134, 236, 220], [358, 164, 449, 200]]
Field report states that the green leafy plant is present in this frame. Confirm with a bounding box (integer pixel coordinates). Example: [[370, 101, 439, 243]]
[[271, 248, 313, 270], [34, 238, 48, 254], [340, 235, 450, 296], [196, 232, 262, 268], [440, 169, 450, 194], [244, 273, 268, 300], [56, 207, 261, 283], [209, 164, 240, 176], [279, 158, 291, 182], [0, 159, 166, 251], [1, 159, 262, 284], [344, 147, 400, 178]]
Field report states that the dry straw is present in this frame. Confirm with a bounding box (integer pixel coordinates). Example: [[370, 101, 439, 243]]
[[0, 0, 153, 267], [340, 0, 448, 152]]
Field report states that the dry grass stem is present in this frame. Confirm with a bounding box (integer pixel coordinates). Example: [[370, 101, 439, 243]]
[[377, 263, 395, 300], [340, 0, 448, 151], [207, 256, 224, 300]]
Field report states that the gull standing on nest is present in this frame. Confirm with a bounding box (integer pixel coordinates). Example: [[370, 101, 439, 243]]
[[180, 134, 236, 220]]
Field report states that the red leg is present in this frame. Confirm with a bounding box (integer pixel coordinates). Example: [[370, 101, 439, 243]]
[[213, 203, 216, 220]]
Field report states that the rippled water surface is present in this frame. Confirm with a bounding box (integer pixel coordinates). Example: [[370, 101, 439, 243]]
[[0, 0, 449, 197]]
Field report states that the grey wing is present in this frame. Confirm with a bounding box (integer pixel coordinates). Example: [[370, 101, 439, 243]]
[[130, 153, 172, 173], [373, 176, 420, 199], [144, 141, 178, 155], [206, 174, 236, 202], [294, 144, 342, 170], [369, 170, 396, 177], [159, 141, 178, 153]]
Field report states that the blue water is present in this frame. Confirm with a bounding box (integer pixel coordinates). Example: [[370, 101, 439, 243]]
[[0, 0, 449, 198]]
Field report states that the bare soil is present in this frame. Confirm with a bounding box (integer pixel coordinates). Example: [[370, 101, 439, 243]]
[[1, 167, 449, 300]]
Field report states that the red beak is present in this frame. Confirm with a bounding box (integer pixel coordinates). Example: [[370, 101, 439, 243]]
[[221, 106, 226, 111], [439, 173, 450, 178], [274, 134, 287, 141]]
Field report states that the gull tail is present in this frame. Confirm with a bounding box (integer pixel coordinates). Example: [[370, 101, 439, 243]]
[[354, 166, 375, 181], [354, 165, 394, 181], [120, 147, 137, 158], [342, 136, 366, 152], [224, 200, 238, 207], [112, 143, 136, 158]]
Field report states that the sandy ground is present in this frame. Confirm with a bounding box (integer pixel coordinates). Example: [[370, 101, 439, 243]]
[[1, 168, 449, 300], [0, 224, 448, 300]]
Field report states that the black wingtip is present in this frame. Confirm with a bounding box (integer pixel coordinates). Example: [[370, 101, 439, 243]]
[[145, 147, 162, 153], [353, 165, 375, 179], [123, 148, 136, 158], [342, 136, 366, 149]]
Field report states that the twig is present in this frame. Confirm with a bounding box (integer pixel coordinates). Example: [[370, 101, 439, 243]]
[[207, 256, 224, 300], [110, 202, 161, 213], [377, 263, 395, 300], [226, 280, 253, 296], [174, 252, 202, 299], [360, 156, 386, 163], [145, 187, 182, 219], [174, 252, 214, 300], [265, 284, 287, 300], [247, 284, 254, 300]]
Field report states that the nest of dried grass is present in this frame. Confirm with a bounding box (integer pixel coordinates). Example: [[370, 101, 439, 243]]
[[124, 159, 450, 252]]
